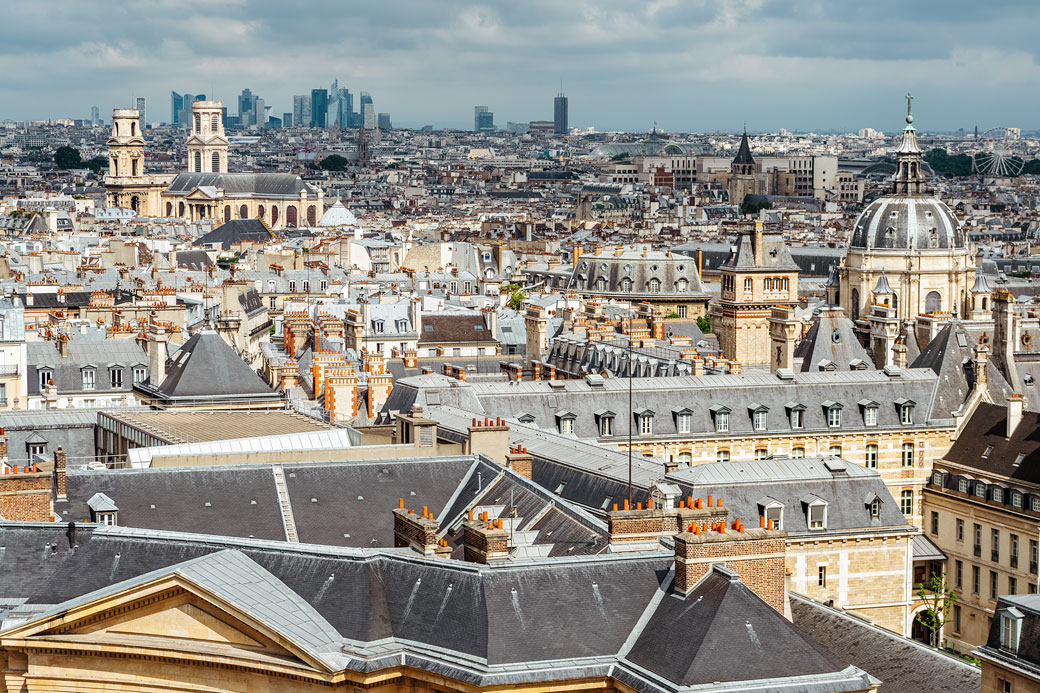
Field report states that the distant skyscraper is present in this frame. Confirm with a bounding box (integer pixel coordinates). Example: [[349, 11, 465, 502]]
[[311, 89, 328, 128], [171, 91, 183, 124], [293, 95, 311, 129], [90, 106, 100, 126], [283, 112, 293, 128], [176, 94, 204, 128], [377, 113, 391, 130], [238, 88, 254, 126], [136, 97, 146, 131], [554, 90, 568, 135], [474, 106, 488, 132], [360, 92, 375, 129]]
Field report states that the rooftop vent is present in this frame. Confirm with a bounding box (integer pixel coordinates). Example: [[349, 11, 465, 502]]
[[775, 368, 795, 381], [585, 373, 605, 387], [883, 365, 902, 377]]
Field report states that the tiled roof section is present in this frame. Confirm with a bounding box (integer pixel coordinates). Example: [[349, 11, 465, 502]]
[[943, 402, 1040, 484], [192, 219, 273, 250], [790, 593, 980, 692], [418, 313, 496, 345]]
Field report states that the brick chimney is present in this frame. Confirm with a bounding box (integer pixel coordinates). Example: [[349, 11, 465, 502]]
[[504, 444, 533, 479], [0, 427, 7, 465], [0, 464, 53, 522], [607, 492, 728, 545], [463, 514, 510, 564], [674, 525, 788, 614], [393, 501, 450, 557], [54, 447, 67, 499]]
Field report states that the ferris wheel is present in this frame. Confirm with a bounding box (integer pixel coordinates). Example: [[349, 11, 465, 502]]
[[971, 127, 1025, 176]]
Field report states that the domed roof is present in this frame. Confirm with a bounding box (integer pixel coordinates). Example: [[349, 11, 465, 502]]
[[318, 199, 357, 227], [849, 196, 964, 251]]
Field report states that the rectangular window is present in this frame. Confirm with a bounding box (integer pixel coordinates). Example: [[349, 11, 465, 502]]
[[901, 442, 914, 467], [752, 410, 767, 431], [930, 511, 939, 535], [974, 524, 982, 557], [818, 566, 826, 587], [133, 367, 146, 384], [993, 529, 1000, 563], [972, 565, 980, 594], [1030, 539, 1038, 574], [38, 369, 51, 390], [640, 415, 653, 435], [677, 413, 692, 434], [715, 412, 729, 433], [28, 443, 46, 458], [82, 370, 95, 390], [827, 407, 841, 428], [809, 504, 826, 529], [765, 506, 782, 530], [1009, 576, 1017, 595], [288, 280, 296, 292], [828, 445, 842, 457], [677, 305, 687, 318], [755, 448, 768, 460], [716, 450, 730, 463], [744, 277, 752, 292], [790, 409, 803, 429], [865, 444, 878, 468], [990, 570, 999, 599], [901, 405, 914, 425], [1011, 534, 1019, 569], [956, 518, 964, 542], [791, 446, 805, 458], [953, 604, 961, 633], [560, 418, 573, 435], [900, 490, 913, 516], [110, 369, 123, 388], [955, 559, 963, 589], [864, 406, 878, 426]]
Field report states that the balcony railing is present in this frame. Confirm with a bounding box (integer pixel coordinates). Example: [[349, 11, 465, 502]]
[[0, 365, 18, 377]]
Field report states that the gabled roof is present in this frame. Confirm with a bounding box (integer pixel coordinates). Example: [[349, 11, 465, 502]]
[[192, 219, 273, 251]]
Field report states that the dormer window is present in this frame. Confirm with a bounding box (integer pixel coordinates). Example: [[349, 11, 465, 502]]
[[38, 368, 52, 390], [635, 409, 655, 435], [647, 278, 661, 293], [81, 367, 96, 391], [750, 404, 768, 431], [805, 497, 828, 530], [1010, 491, 1023, 508], [674, 408, 693, 434], [859, 399, 879, 426], [1000, 609, 1023, 652], [596, 411, 615, 437], [957, 478, 969, 493], [373, 319, 385, 334], [110, 367, 123, 389], [710, 405, 731, 433], [896, 398, 915, 425], [676, 278, 689, 292], [823, 401, 843, 428], [556, 411, 577, 435], [133, 366, 147, 384], [759, 497, 783, 530], [88, 492, 118, 526], [868, 495, 882, 518], [786, 402, 805, 429], [974, 482, 987, 499], [518, 413, 536, 424], [619, 277, 632, 292]]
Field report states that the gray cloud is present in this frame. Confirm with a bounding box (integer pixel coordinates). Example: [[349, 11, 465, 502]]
[[2, 0, 1038, 132]]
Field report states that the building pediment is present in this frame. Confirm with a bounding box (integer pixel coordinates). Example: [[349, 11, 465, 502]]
[[185, 186, 220, 200]]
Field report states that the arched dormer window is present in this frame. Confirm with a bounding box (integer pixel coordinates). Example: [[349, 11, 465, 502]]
[[676, 278, 689, 292], [194, 114, 201, 133], [211, 114, 219, 131], [648, 278, 661, 293]]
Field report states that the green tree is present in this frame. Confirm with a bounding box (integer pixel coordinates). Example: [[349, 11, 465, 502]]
[[696, 314, 711, 334], [740, 198, 771, 216], [501, 283, 525, 310], [915, 572, 956, 648], [84, 156, 107, 174], [54, 146, 82, 169], [319, 154, 349, 171]]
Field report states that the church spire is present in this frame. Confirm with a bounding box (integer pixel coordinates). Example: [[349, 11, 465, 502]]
[[892, 93, 925, 195]]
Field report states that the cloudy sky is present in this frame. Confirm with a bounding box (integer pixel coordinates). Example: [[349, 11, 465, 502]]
[[4, 0, 1038, 132]]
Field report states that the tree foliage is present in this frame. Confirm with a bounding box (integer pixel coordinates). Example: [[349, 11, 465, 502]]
[[924, 149, 973, 178], [54, 146, 82, 169], [740, 198, 771, 216], [915, 572, 956, 648], [319, 154, 349, 171], [84, 156, 107, 174], [501, 283, 525, 310], [696, 314, 711, 334]]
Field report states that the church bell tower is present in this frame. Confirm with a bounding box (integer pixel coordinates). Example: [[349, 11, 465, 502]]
[[186, 101, 229, 173]]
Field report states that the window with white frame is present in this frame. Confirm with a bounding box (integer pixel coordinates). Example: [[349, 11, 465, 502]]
[[38, 368, 52, 390], [110, 368, 123, 388], [716, 450, 730, 462], [791, 446, 805, 458], [808, 501, 827, 529], [647, 278, 661, 293], [677, 452, 692, 465], [870, 497, 881, 518], [864, 405, 878, 426], [677, 412, 692, 434], [743, 277, 752, 292], [829, 445, 842, 457], [133, 367, 146, 384], [599, 415, 614, 437], [288, 280, 296, 292], [559, 417, 574, 434], [752, 409, 767, 431], [96, 511, 117, 526], [639, 414, 654, 435], [1000, 611, 1022, 652], [27, 443, 46, 458], [866, 444, 878, 468], [827, 405, 842, 428], [713, 409, 730, 433], [900, 403, 915, 425], [765, 503, 783, 530], [789, 407, 803, 429], [900, 490, 913, 515], [957, 478, 969, 493], [677, 305, 687, 318], [755, 448, 768, 460], [82, 369, 95, 390], [902, 442, 914, 467]]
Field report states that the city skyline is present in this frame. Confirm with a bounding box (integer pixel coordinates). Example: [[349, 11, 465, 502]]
[[1, 1, 1038, 131]]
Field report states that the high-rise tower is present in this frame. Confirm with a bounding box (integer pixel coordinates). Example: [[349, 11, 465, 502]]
[[186, 101, 229, 173], [554, 89, 568, 135]]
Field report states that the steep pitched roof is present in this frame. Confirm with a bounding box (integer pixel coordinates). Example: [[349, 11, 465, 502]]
[[794, 308, 873, 372], [733, 129, 754, 165], [144, 330, 276, 401], [192, 219, 273, 251]]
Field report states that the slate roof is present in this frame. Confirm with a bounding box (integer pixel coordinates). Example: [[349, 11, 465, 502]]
[[942, 402, 1040, 484], [27, 339, 147, 397], [795, 308, 873, 372], [0, 524, 873, 691], [419, 313, 497, 345], [164, 172, 319, 198], [978, 594, 1040, 679], [136, 330, 277, 402], [790, 593, 980, 692], [722, 230, 800, 272], [192, 219, 273, 250], [733, 129, 755, 166]]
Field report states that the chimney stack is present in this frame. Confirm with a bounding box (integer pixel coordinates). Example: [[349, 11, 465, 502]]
[[147, 321, 168, 386], [463, 517, 510, 564], [1007, 394, 1024, 439], [393, 503, 450, 557], [54, 447, 67, 499]]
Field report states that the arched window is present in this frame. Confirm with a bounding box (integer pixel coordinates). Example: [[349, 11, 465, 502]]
[[166, 201, 172, 216], [676, 278, 689, 292], [131, 159, 138, 177], [982, 297, 988, 310], [211, 114, 219, 131], [851, 288, 860, 320], [925, 291, 941, 314], [620, 277, 632, 293], [271, 206, 279, 226], [178, 202, 185, 216], [224, 205, 231, 222], [131, 121, 136, 136], [286, 206, 298, 227], [648, 278, 661, 293], [211, 152, 220, 172], [194, 114, 201, 132], [307, 205, 317, 226], [193, 151, 201, 171], [130, 196, 139, 213], [257, 205, 265, 220], [239, 204, 249, 219]]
